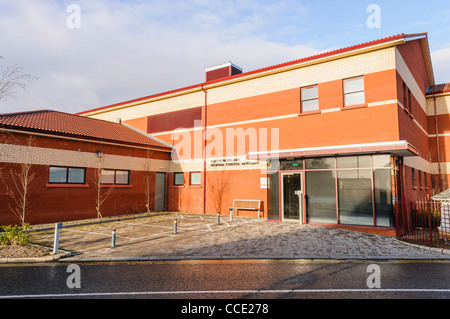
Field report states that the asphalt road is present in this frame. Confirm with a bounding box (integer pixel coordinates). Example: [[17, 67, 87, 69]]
[[1, 259, 449, 301]]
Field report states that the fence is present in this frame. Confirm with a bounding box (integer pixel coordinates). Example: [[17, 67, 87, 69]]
[[401, 199, 450, 248]]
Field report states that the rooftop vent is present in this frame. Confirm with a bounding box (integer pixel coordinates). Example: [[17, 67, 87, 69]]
[[205, 62, 243, 82]]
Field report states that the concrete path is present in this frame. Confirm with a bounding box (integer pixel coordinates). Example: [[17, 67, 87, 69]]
[[28, 212, 450, 262]]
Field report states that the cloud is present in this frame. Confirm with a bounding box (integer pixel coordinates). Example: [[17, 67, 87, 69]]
[[0, 0, 321, 114], [431, 46, 450, 84]]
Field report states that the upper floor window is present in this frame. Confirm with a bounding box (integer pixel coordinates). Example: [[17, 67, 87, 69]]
[[301, 85, 319, 112], [343, 76, 365, 107], [49, 166, 86, 184], [403, 81, 412, 113]]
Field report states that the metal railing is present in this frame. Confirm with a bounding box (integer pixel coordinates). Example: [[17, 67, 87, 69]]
[[401, 199, 449, 248]]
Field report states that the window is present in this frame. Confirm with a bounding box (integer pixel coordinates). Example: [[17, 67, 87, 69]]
[[343, 76, 365, 107], [338, 169, 373, 226], [411, 168, 416, 186], [174, 172, 184, 185], [419, 170, 422, 187], [403, 81, 408, 107], [403, 81, 412, 113], [101, 169, 130, 185], [49, 166, 86, 184], [301, 85, 319, 112], [190, 172, 201, 185], [281, 159, 304, 170]]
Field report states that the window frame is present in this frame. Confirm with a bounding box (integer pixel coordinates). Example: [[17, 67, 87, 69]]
[[174, 172, 185, 186], [300, 85, 319, 113], [49, 166, 86, 184], [189, 171, 202, 185], [101, 169, 130, 185], [343, 76, 365, 107]]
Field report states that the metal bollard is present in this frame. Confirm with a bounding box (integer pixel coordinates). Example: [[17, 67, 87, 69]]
[[52, 222, 63, 255], [217, 212, 220, 225], [229, 207, 234, 221], [174, 219, 178, 234], [111, 229, 116, 248]]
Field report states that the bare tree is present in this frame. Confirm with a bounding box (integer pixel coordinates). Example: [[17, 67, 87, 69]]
[[93, 167, 113, 219], [0, 56, 37, 102], [5, 136, 35, 226], [208, 171, 230, 214], [93, 150, 113, 219]]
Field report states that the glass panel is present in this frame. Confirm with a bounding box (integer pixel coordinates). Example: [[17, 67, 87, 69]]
[[267, 172, 279, 220], [115, 170, 129, 185], [374, 169, 395, 227], [338, 169, 373, 226], [344, 77, 364, 93], [190, 172, 201, 185], [302, 86, 318, 100], [49, 167, 67, 183], [337, 156, 371, 169], [174, 172, 184, 185], [305, 157, 335, 170], [302, 99, 319, 112], [281, 159, 303, 170], [101, 169, 115, 184], [68, 168, 85, 184], [283, 174, 301, 220], [344, 91, 365, 107], [372, 155, 391, 168], [305, 171, 336, 223]]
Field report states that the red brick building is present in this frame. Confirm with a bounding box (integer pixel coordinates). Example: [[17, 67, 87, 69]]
[[3, 33, 449, 237], [77, 32, 450, 236], [0, 110, 172, 225]]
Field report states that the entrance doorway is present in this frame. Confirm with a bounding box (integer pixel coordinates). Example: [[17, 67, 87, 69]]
[[281, 173, 303, 223], [155, 172, 166, 211]]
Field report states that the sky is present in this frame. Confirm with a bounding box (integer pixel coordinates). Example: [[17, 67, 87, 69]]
[[0, 0, 449, 114]]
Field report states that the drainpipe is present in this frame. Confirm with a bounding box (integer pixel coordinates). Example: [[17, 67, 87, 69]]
[[434, 96, 443, 192], [201, 85, 208, 214]]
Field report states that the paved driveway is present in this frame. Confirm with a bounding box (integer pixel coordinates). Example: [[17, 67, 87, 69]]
[[29, 212, 450, 261]]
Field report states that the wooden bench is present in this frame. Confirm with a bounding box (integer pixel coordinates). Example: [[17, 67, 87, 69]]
[[231, 199, 262, 218]]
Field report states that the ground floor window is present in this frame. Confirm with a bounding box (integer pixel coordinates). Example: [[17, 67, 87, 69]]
[[49, 166, 86, 184], [267, 154, 396, 228], [101, 169, 130, 185]]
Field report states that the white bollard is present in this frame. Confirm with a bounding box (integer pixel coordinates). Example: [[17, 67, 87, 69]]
[[53, 222, 63, 255]]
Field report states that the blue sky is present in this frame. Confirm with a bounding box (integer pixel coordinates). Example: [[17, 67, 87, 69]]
[[0, 0, 449, 114]]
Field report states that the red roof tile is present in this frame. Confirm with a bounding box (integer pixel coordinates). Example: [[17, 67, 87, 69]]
[[0, 109, 172, 150], [426, 83, 450, 95]]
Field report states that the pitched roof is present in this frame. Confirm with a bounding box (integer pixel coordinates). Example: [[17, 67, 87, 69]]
[[426, 83, 450, 95], [77, 33, 411, 116], [0, 109, 172, 150]]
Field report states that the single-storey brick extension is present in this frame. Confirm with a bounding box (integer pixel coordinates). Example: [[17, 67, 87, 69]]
[[0, 110, 172, 225]]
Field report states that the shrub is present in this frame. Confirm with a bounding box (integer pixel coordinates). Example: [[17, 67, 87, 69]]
[[0, 224, 30, 246], [415, 208, 441, 230]]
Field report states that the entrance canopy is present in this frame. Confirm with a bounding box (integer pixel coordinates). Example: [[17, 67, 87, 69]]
[[248, 140, 419, 160]]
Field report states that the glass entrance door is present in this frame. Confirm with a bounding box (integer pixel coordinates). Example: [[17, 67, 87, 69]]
[[282, 173, 303, 222]]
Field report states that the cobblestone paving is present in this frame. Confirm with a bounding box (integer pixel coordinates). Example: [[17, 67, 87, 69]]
[[29, 212, 450, 261]]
